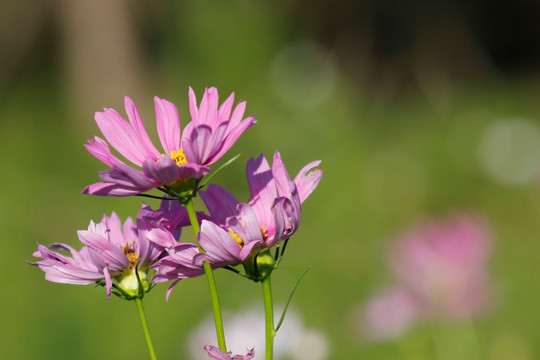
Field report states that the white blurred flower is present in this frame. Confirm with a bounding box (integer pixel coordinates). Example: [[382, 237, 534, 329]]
[[187, 305, 330, 360]]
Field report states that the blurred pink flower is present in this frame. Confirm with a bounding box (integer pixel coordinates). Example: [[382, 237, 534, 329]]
[[362, 213, 494, 340], [388, 213, 493, 319], [363, 286, 418, 341]]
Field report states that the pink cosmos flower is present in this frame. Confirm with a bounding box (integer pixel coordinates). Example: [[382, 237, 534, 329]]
[[30, 212, 166, 299], [203, 345, 254, 360], [83, 87, 256, 196], [388, 213, 493, 319], [151, 152, 322, 292], [202, 152, 323, 247]]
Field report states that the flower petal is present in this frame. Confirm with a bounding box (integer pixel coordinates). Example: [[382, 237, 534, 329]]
[[271, 151, 292, 198], [200, 184, 240, 224], [82, 181, 150, 197], [198, 87, 220, 127], [182, 124, 213, 164], [188, 87, 199, 123], [246, 155, 276, 231], [76, 230, 129, 272], [293, 160, 323, 203], [124, 96, 160, 159], [218, 91, 235, 122], [94, 108, 149, 166], [203, 345, 231, 360], [84, 136, 123, 168], [206, 114, 256, 164], [154, 96, 181, 152], [197, 220, 242, 265]]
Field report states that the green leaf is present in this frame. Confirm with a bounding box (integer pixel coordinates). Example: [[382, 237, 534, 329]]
[[198, 154, 242, 189], [275, 266, 311, 333]]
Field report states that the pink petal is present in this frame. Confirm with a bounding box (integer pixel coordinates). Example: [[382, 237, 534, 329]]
[[182, 124, 213, 164], [103, 266, 113, 300], [85, 136, 123, 167], [271, 152, 292, 198], [154, 97, 181, 152], [199, 184, 240, 224], [94, 108, 150, 166], [188, 87, 199, 123], [293, 160, 323, 203], [124, 96, 160, 159], [218, 91, 235, 122], [82, 182, 150, 197], [197, 220, 242, 264], [246, 155, 276, 231], [229, 100, 247, 128], [208, 115, 256, 164], [198, 87, 220, 127]]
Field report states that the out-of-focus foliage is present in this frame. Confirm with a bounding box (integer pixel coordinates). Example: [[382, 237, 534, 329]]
[[1, 1, 539, 359]]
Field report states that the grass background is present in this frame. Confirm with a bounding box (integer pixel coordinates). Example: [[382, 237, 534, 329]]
[[1, 1, 540, 359]]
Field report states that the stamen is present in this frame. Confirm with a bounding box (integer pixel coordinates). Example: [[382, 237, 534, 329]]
[[260, 226, 268, 240], [122, 243, 139, 269], [228, 229, 244, 248], [169, 148, 188, 166]]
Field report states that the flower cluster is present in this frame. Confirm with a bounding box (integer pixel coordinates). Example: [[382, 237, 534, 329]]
[[151, 152, 322, 295], [30, 87, 322, 359]]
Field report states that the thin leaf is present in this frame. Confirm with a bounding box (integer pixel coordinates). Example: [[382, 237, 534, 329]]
[[275, 266, 311, 332], [198, 154, 241, 189], [136, 193, 174, 201], [274, 242, 281, 261], [224, 266, 251, 279], [275, 238, 290, 267]]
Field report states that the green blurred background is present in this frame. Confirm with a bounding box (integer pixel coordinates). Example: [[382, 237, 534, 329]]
[[1, 0, 540, 359]]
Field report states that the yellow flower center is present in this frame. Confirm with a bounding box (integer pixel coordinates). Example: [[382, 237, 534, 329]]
[[260, 226, 268, 240], [122, 243, 139, 270], [228, 229, 244, 248], [169, 148, 188, 166]]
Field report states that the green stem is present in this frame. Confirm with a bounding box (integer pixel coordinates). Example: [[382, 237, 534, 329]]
[[261, 275, 275, 360], [184, 198, 227, 352], [135, 298, 157, 360]]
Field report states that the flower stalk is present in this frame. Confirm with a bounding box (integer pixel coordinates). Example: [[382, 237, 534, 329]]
[[185, 197, 227, 353], [262, 274, 275, 360], [135, 298, 157, 360]]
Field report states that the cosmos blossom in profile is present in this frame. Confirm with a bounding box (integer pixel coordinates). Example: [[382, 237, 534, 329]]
[[83, 87, 257, 197], [30, 212, 165, 299], [203, 345, 254, 360], [151, 152, 323, 293]]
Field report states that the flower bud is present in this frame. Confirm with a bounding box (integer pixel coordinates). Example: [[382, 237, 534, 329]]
[[243, 250, 276, 281]]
